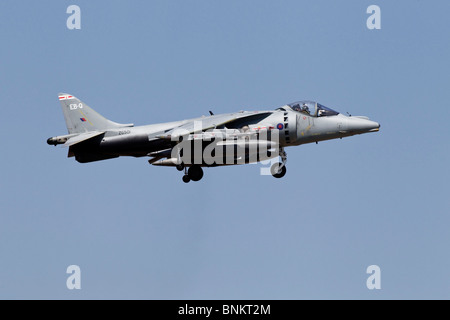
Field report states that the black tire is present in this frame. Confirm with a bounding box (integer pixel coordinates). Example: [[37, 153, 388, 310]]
[[182, 175, 190, 183], [188, 165, 204, 182], [176, 163, 185, 171], [271, 162, 287, 178]]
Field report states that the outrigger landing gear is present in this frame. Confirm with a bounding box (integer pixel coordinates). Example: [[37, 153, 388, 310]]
[[271, 147, 287, 179], [181, 165, 204, 183]]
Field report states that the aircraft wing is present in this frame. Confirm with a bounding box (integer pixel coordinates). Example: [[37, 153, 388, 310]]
[[63, 131, 105, 147], [156, 112, 272, 140]]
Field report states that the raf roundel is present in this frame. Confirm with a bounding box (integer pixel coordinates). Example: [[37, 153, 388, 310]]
[[277, 123, 284, 130]]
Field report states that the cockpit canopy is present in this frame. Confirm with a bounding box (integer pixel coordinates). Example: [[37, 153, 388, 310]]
[[285, 101, 339, 117]]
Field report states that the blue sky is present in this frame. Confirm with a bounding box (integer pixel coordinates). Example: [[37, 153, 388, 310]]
[[0, 0, 449, 299]]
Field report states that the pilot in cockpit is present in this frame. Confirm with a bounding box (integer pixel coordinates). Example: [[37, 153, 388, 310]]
[[301, 103, 310, 114], [292, 103, 300, 112]]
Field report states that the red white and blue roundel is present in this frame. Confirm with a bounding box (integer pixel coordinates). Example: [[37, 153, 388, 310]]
[[277, 123, 284, 130]]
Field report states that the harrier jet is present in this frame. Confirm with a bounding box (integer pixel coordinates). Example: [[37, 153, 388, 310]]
[[47, 94, 380, 183]]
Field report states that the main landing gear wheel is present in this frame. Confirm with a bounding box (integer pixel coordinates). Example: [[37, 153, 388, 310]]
[[188, 165, 204, 182], [182, 175, 190, 183], [181, 165, 204, 183], [271, 162, 287, 179]]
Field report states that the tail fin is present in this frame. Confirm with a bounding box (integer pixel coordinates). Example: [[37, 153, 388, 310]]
[[58, 93, 133, 134]]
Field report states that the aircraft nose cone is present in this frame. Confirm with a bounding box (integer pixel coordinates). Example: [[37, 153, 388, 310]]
[[348, 118, 380, 132], [370, 120, 380, 131], [366, 120, 380, 131]]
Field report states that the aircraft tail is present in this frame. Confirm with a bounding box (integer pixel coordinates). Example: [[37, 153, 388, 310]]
[[58, 93, 133, 134]]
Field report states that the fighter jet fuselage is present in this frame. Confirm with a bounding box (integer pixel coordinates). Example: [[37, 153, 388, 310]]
[[48, 94, 380, 182]]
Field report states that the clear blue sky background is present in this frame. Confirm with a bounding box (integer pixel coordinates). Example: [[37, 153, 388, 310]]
[[0, 0, 449, 299]]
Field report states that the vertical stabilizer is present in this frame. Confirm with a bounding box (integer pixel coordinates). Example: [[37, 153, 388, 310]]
[[58, 93, 133, 134]]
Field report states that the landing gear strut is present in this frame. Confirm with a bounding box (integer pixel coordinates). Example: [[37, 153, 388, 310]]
[[182, 165, 204, 183], [176, 146, 184, 171], [271, 147, 287, 179]]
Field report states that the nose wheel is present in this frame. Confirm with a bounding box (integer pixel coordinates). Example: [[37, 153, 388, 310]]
[[182, 165, 204, 183], [271, 162, 287, 178], [271, 147, 287, 179]]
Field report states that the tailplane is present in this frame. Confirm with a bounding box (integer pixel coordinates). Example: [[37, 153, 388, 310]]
[[58, 93, 133, 134]]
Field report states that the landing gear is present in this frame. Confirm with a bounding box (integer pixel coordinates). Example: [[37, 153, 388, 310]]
[[182, 174, 190, 183], [188, 165, 203, 182], [181, 165, 204, 183], [271, 162, 287, 178], [175, 145, 184, 171], [271, 147, 287, 179]]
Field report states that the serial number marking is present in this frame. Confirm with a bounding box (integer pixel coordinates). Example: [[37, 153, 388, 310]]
[[69, 103, 83, 110], [118, 130, 131, 135]]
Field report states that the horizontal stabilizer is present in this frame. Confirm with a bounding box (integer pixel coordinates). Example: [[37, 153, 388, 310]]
[[63, 131, 105, 147]]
